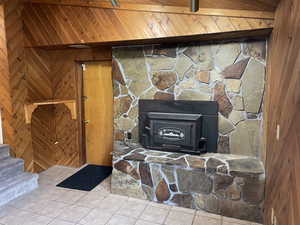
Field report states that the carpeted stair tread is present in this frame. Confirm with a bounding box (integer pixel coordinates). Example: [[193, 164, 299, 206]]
[[0, 173, 38, 207], [0, 157, 24, 177], [0, 172, 38, 192], [0, 145, 10, 160]]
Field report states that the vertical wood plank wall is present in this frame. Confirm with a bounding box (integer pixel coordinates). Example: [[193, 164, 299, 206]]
[[0, 4, 15, 154], [4, 0, 34, 170], [265, 0, 300, 224]]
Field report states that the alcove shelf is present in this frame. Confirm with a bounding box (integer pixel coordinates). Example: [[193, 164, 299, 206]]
[[24, 99, 77, 124]]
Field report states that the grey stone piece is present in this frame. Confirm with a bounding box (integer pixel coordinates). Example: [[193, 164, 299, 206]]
[[161, 165, 175, 183], [185, 155, 206, 169], [217, 136, 230, 154], [231, 95, 244, 111], [150, 164, 163, 188], [177, 168, 213, 194], [213, 175, 234, 192], [139, 163, 153, 187], [242, 175, 265, 204], [219, 199, 263, 223], [206, 158, 225, 173], [177, 90, 210, 101], [140, 88, 157, 100], [144, 151, 168, 157], [114, 160, 140, 180], [229, 110, 245, 125], [230, 120, 261, 158], [142, 184, 154, 201], [193, 193, 221, 214], [124, 153, 146, 161], [171, 194, 194, 208], [219, 114, 235, 135], [183, 46, 214, 71], [111, 169, 146, 199], [146, 56, 176, 71], [243, 41, 266, 61], [115, 48, 151, 97], [116, 116, 136, 131], [146, 157, 170, 164], [175, 55, 193, 80], [241, 59, 265, 113], [215, 43, 241, 70], [227, 158, 265, 177]]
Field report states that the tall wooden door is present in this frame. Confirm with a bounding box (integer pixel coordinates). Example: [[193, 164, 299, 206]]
[[83, 62, 113, 166]]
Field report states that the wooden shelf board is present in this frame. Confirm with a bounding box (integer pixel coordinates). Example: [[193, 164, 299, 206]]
[[24, 99, 77, 124]]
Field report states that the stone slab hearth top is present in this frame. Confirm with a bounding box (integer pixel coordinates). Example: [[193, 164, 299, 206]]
[[113, 141, 265, 177]]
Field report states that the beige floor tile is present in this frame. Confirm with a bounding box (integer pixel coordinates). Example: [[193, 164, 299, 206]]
[[172, 206, 196, 215], [222, 217, 251, 225], [78, 208, 114, 225], [106, 215, 137, 225], [75, 191, 107, 208], [48, 219, 75, 225], [95, 194, 128, 213], [196, 210, 222, 220], [251, 223, 262, 225], [164, 210, 195, 225], [193, 215, 221, 225], [54, 190, 87, 204], [135, 219, 161, 225], [37, 200, 69, 218], [0, 205, 19, 218], [117, 199, 148, 218], [140, 205, 169, 224], [148, 202, 171, 210], [0, 210, 53, 225], [56, 205, 91, 223]]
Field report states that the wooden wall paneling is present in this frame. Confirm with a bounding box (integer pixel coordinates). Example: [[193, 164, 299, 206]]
[[3, 0, 34, 171], [265, 0, 300, 224], [25, 48, 53, 101], [24, 46, 112, 172], [31, 105, 56, 172], [0, 4, 15, 152], [50, 50, 80, 168], [22, 4, 274, 47], [25, 0, 279, 15]]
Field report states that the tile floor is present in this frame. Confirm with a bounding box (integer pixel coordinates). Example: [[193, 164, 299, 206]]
[[0, 166, 262, 225]]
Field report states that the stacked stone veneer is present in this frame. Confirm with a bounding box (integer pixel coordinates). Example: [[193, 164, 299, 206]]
[[113, 40, 266, 159], [112, 142, 265, 223]]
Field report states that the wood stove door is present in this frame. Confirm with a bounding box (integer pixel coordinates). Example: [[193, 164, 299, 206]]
[[83, 62, 113, 166]]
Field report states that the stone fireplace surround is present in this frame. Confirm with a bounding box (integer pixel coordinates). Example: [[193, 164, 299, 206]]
[[111, 40, 267, 223], [112, 142, 265, 223]]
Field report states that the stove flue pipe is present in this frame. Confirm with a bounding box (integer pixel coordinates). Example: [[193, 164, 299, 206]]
[[191, 0, 199, 12]]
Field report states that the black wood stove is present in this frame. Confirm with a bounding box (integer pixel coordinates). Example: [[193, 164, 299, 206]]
[[139, 100, 218, 155]]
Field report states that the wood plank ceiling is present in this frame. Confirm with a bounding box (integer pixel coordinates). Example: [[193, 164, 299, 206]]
[[25, 0, 279, 12], [23, 3, 274, 48]]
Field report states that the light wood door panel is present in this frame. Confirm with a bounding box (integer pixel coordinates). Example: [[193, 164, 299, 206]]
[[83, 62, 113, 166]]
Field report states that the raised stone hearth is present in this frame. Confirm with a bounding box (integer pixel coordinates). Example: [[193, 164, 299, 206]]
[[112, 142, 265, 223]]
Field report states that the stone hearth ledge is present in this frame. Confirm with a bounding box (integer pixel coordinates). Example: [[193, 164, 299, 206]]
[[111, 141, 265, 223]]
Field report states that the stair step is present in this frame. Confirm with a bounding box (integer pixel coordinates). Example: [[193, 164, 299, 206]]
[[0, 172, 38, 207], [0, 145, 10, 160], [0, 157, 24, 177]]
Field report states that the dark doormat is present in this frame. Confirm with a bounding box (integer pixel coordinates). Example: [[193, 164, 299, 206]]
[[57, 165, 112, 191]]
